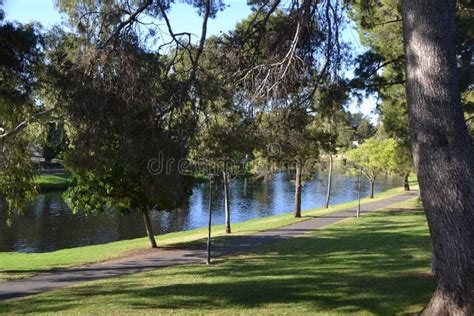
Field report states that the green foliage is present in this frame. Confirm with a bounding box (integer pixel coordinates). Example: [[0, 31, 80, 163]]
[[40, 29, 194, 215], [346, 137, 397, 182], [391, 142, 414, 178], [190, 40, 256, 178], [253, 106, 321, 179], [0, 10, 44, 217], [39, 121, 69, 161], [334, 111, 375, 149], [0, 138, 37, 222]]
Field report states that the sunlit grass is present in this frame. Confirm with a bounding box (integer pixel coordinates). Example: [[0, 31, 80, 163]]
[[34, 174, 72, 191], [0, 197, 434, 315]]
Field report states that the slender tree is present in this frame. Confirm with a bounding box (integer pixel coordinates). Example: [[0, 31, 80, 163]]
[[346, 137, 397, 199], [256, 105, 321, 218], [193, 110, 253, 233], [313, 82, 348, 208]]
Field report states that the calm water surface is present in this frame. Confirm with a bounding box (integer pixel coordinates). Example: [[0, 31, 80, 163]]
[[0, 170, 402, 253]]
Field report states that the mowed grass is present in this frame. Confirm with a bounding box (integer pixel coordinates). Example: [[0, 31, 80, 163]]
[[0, 197, 434, 315], [0, 184, 416, 282], [34, 173, 72, 191]]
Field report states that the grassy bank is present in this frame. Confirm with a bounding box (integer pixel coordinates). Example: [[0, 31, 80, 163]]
[[0, 197, 434, 315], [0, 178, 417, 282], [34, 173, 72, 191]]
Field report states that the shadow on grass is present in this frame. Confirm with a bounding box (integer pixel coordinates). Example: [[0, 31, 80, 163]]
[[0, 210, 435, 315]]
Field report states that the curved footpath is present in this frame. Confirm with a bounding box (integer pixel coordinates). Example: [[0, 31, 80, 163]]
[[0, 191, 418, 301]]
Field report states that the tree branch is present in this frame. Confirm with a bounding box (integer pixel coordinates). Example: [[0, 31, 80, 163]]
[[0, 109, 54, 141], [370, 18, 403, 28], [100, 0, 153, 49], [349, 80, 406, 90], [364, 56, 404, 80]]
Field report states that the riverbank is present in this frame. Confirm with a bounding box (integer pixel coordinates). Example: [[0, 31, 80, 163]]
[[0, 196, 434, 314], [0, 179, 418, 282], [34, 174, 72, 191]]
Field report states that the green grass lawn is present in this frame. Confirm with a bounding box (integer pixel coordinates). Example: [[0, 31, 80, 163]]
[[0, 197, 434, 315], [34, 173, 72, 191], [0, 184, 417, 282]]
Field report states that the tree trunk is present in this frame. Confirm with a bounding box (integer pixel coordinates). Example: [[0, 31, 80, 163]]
[[370, 180, 375, 199], [325, 154, 333, 208], [403, 174, 410, 191], [294, 161, 302, 218], [142, 209, 157, 248], [207, 177, 213, 265], [402, 1, 474, 314], [223, 170, 231, 233]]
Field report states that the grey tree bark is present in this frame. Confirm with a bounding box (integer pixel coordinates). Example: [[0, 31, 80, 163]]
[[325, 154, 333, 208], [402, 0, 474, 314], [294, 161, 302, 218], [403, 174, 410, 191], [223, 170, 231, 234], [142, 209, 157, 248]]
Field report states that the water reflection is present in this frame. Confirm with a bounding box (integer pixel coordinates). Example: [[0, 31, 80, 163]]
[[0, 170, 402, 253]]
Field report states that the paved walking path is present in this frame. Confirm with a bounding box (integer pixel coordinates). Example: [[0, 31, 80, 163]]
[[0, 191, 418, 301]]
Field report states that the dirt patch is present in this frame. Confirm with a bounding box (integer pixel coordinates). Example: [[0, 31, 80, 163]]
[[414, 271, 434, 279]]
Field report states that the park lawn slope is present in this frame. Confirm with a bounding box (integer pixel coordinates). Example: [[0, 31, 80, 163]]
[[0, 197, 435, 315], [0, 183, 417, 282]]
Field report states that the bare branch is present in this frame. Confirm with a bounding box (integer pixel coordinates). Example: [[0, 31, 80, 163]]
[[350, 80, 406, 89], [364, 56, 404, 80], [100, 0, 153, 49], [370, 18, 403, 28]]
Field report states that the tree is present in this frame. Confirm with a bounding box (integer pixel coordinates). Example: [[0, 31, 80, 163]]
[[43, 29, 194, 248], [401, 1, 474, 313], [256, 105, 321, 218], [193, 109, 253, 234], [313, 80, 349, 208], [390, 142, 414, 191], [346, 137, 397, 199], [0, 5, 44, 218], [29, 0, 220, 248], [349, 0, 473, 142]]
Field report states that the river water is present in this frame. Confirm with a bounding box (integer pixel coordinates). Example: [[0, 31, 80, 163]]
[[0, 170, 402, 253]]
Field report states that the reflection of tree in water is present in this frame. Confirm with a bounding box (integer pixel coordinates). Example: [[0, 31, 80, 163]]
[[163, 195, 191, 233], [0, 200, 14, 251], [0, 170, 403, 253]]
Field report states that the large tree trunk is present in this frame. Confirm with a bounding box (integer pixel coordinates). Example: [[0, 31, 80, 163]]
[[403, 174, 410, 191], [325, 154, 333, 208], [402, 1, 474, 314], [223, 170, 231, 233], [142, 209, 157, 248], [294, 161, 302, 218]]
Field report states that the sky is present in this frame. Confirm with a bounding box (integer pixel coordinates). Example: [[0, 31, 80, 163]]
[[3, 0, 378, 120]]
